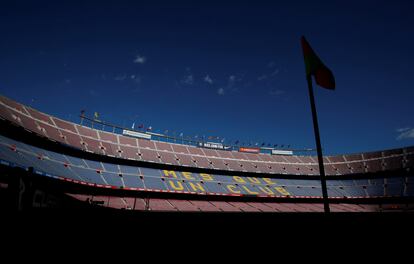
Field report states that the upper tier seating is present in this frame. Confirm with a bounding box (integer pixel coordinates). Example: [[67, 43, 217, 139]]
[[0, 95, 412, 176]]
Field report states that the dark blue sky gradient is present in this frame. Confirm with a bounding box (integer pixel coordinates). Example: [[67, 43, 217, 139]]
[[1, 0, 413, 154]]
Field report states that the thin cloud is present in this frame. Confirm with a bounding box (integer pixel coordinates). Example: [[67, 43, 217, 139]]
[[270, 69, 280, 76], [214, 75, 241, 95], [397, 127, 410, 133], [204, 75, 213, 84], [130, 74, 140, 81], [396, 128, 414, 140], [217, 87, 225, 95], [228, 75, 240, 89], [258, 68, 279, 82], [182, 74, 194, 85], [134, 55, 146, 64]]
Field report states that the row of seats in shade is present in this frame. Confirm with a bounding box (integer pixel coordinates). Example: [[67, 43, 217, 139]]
[[1, 135, 411, 199], [67, 194, 383, 212]]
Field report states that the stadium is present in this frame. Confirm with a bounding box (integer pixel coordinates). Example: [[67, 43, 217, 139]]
[[1, 94, 413, 217]]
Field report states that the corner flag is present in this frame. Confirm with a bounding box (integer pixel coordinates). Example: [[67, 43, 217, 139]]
[[301, 36, 336, 213], [301, 36, 335, 90]]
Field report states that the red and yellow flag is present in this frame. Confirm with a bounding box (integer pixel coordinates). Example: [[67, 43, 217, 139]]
[[301, 36, 335, 90]]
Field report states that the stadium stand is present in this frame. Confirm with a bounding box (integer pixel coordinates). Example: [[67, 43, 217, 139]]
[[1, 95, 410, 177], [0, 95, 414, 213]]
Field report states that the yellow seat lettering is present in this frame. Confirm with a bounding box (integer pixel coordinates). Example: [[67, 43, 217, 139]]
[[263, 178, 276, 185], [274, 186, 290, 196], [258, 186, 275, 195], [233, 176, 246, 183], [247, 177, 261, 184], [226, 184, 241, 194], [188, 182, 206, 192], [199, 173, 214, 181], [181, 171, 195, 180], [168, 180, 184, 191], [242, 185, 259, 195], [163, 170, 178, 179]]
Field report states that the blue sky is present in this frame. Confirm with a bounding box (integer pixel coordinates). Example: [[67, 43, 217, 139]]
[[0, 0, 413, 155]]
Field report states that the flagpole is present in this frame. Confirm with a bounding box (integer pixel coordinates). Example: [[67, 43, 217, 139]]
[[306, 75, 330, 213]]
